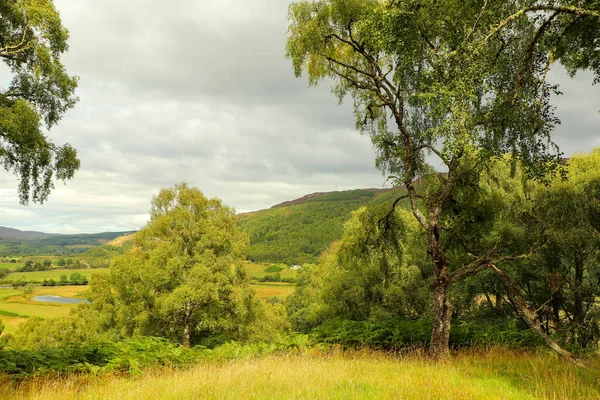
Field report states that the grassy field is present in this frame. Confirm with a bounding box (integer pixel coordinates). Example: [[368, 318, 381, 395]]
[[0, 280, 289, 334], [251, 282, 296, 299], [0, 262, 23, 270], [4, 268, 108, 283], [244, 262, 299, 280], [1, 349, 598, 399], [0, 286, 88, 329]]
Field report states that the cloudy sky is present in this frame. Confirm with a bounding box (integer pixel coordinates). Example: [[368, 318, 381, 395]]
[[1, 0, 599, 234]]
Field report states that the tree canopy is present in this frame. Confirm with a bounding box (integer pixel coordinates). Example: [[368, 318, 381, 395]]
[[88, 184, 260, 348], [0, 0, 79, 204], [287, 0, 600, 358]]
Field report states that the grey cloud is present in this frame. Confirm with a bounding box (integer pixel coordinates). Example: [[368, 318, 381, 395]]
[[1, 1, 598, 234]]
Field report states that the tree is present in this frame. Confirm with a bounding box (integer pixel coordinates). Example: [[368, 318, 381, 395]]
[[286, 203, 429, 332], [286, 0, 599, 358], [1, 0, 80, 203], [90, 183, 260, 348]]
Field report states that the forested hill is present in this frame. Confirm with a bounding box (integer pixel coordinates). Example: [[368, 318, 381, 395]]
[[237, 188, 408, 264], [0, 229, 136, 256], [0, 188, 408, 261]]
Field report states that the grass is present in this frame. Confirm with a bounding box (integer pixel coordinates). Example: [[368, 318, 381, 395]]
[[1, 349, 598, 399], [244, 262, 299, 280], [0, 262, 23, 270], [0, 285, 88, 323], [0, 315, 28, 334], [4, 268, 108, 283], [251, 283, 295, 299]]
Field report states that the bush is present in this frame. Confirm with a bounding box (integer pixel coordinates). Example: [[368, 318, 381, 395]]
[[265, 265, 284, 273], [313, 319, 545, 350]]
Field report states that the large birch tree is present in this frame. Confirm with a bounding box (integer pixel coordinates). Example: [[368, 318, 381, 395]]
[[286, 0, 600, 358]]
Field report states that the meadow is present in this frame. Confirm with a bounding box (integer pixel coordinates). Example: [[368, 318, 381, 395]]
[[4, 268, 109, 283], [243, 262, 299, 280], [0, 262, 23, 270], [0, 286, 88, 334], [1, 349, 598, 400], [0, 264, 294, 333]]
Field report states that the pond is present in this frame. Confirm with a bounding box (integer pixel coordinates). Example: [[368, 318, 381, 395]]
[[32, 295, 90, 305]]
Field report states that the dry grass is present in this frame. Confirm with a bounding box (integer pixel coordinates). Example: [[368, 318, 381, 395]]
[[1, 349, 598, 400], [0, 315, 28, 334], [251, 283, 296, 299]]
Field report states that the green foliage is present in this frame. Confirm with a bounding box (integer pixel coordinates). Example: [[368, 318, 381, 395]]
[[237, 188, 407, 264], [87, 184, 272, 347], [314, 319, 544, 350], [286, 204, 430, 332], [264, 265, 284, 273], [0, 231, 134, 257], [0, 334, 316, 379], [68, 272, 87, 285], [0, 0, 81, 203], [0, 319, 4, 335]]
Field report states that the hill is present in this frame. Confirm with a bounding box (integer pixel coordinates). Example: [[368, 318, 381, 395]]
[[237, 187, 408, 264], [0, 226, 58, 240], [0, 229, 136, 256], [0, 187, 408, 262]]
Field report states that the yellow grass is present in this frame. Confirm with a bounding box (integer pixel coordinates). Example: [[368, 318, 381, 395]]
[[107, 233, 135, 247], [0, 315, 28, 334], [251, 283, 295, 299], [0, 302, 71, 318], [2, 349, 598, 399]]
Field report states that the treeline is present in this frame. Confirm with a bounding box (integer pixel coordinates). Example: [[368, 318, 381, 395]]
[[286, 152, 600, 352], [237, 188, 407, 264], [0, 231, 134, 256]]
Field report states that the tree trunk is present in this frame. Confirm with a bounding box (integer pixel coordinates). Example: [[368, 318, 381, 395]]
[[489, 264, 585, 367], [427, 221, 453, 359], [431, 280, 452, 359], [495, 291, 504, 311], [183, 321, 191, 349]]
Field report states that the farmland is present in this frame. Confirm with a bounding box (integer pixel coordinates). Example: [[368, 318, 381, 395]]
[[4, 268, 108, 283]]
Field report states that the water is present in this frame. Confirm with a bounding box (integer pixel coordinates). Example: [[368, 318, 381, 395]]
[[32, 295, 90, 304]]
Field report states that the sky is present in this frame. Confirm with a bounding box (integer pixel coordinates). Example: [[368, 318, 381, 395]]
[[1, 0, 599, 234]]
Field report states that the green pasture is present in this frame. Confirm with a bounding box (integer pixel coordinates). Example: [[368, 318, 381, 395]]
[[0, 262, 23, 270], [244, 262, 299, 280], [0, 302, 71, 319], [251, 283, 296, 299], [4, 268, 108, 283]]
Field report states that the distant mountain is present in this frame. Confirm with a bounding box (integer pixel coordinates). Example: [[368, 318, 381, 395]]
[[0, 226, 59, 240], [237, 187, 408, 264], [0, 228, 136, 256]]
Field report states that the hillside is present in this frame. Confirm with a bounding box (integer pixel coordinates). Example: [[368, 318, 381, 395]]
[[237, 188, 408, 264], [0, 226, 58, 240], [0, 229, 136, 256], [0, 188, 408, 262]]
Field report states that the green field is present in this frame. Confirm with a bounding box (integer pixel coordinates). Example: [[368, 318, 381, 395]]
[[0, 302, 71, 319], [244, 262, 299, 280], [0, 262, 23, 270], [4, 268, 108, 283], [251, 283, 296, 299], [0, 286, 88, 330], [1, 350, 598, 400]]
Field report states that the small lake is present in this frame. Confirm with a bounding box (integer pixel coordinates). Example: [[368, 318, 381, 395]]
[[32, 295, 90, 304]]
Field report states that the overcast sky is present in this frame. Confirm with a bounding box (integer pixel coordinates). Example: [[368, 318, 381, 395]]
[[1, 0, 599, 234]]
